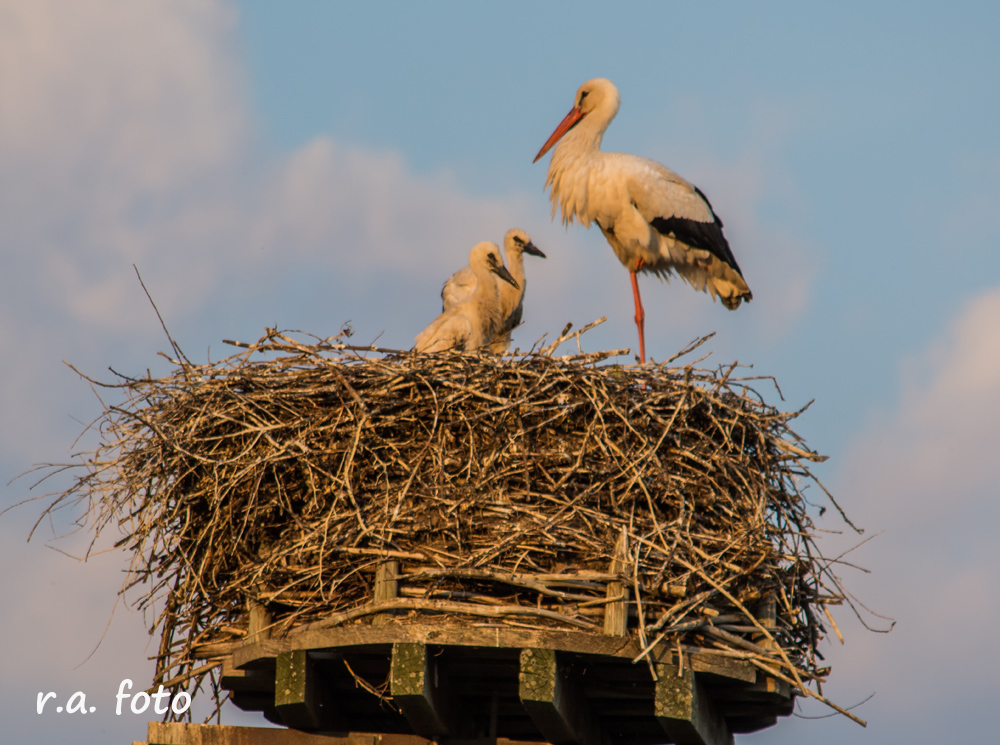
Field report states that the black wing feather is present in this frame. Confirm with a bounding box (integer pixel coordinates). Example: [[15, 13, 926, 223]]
[[650, 187, 745, 278]]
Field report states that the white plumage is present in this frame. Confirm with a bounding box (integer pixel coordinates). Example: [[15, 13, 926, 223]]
[[442, 229, 546, 353], [533, 77, 752, 362], [490, 228, 546, 353], [415, 242, 519, 353]]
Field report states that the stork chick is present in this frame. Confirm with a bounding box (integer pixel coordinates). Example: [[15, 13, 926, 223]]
[[490, 228, 545, 353], [415, 242, 519, 353]]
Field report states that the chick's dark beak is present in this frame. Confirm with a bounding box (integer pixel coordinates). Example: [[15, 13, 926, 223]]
[[492, 263, 519, 289], [523, 241, 546, 259]]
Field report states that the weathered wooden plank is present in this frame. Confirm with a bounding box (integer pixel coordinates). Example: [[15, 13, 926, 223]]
[[722, 675, 791, 703], [603, 529, 630, 636], [147, 721, 435, 744], [146, 721, 551, 745], [390, 642, 451, 737], [518, 648, 601, 745], [752, 593, 777, 651], [220, 657, 273, 694], [644, 648, 756, 686], [373, 560, 401, 627], [247, 599, 272, 645], [654, 662, 733, 745]]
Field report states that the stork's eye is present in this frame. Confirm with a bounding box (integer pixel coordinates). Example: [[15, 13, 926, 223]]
[[513, 237, 524, 246]]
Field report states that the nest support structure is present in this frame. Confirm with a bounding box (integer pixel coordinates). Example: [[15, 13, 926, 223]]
[[43, 328, 865, 743]]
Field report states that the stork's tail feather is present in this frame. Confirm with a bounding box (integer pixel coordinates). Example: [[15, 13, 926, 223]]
[[713, 275, 753, 311], [721, 292, 750, 311]]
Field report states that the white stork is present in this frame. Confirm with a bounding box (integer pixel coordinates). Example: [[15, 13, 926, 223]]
[[443, 229, 546, 353], [533, 78, 752, 363], [415, 241, 519, 353], [490, 228, 546, 353]]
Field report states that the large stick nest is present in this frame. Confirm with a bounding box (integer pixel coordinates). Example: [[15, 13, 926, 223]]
[[41, 326, 863, 718]]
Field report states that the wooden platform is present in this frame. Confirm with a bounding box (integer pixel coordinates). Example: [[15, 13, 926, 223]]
[[201, 624, 793, 745], [141, 721, 554, 745]]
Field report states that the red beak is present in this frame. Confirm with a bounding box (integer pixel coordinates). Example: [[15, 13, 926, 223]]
[[533, 106, 585, 163]]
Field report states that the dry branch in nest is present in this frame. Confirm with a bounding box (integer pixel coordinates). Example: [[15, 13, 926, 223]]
[[39, 325, 867, 722]]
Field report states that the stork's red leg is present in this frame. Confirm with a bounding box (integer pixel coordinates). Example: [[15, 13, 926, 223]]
[[630, 258, 646, 364]]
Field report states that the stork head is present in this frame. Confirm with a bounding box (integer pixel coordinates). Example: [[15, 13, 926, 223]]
[[471, 241, 519, 290], [504, 228, 546, 259], [533, 78, 621, 163]]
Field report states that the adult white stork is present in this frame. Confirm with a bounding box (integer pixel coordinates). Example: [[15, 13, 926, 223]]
[[415, 242, 519, 353], [533, 78, 752, 363]]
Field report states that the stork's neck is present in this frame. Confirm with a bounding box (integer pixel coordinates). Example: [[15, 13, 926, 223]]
[[472, 260, 503, 333], [551, 114, 605, 169], [497, 251, 526, 318], [545, 116, 609, 226], [505, 250, 527, 287]]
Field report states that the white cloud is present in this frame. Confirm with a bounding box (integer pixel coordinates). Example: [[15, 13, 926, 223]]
[[794, 286, 1000, 728], [251, 137, 535, 275], [844, 287, 1000, 526], [0, 0, 246, 327], [0, 0, 245, 189], [0, 0, 528, 333], [0, 0, 547, 461]]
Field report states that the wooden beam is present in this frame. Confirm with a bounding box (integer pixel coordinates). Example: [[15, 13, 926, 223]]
[[147, 721, 430, 744], [753, 593, 777, 651], [603, 528, 629, 636], [518, 648, 601, 745], [390, 642, 451, 737], [220, 657, 272, 693], [373, 560, 401, 626], [717, 674, 794, 721], [274, 649, 333, 730], [247, 591, 272, 645], [724, 675, 791, 703], [146, 721, 548, 745], [654, 662, 733, 745]]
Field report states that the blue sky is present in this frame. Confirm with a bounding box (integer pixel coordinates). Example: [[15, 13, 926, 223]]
[[2, 1, 999, 743]]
